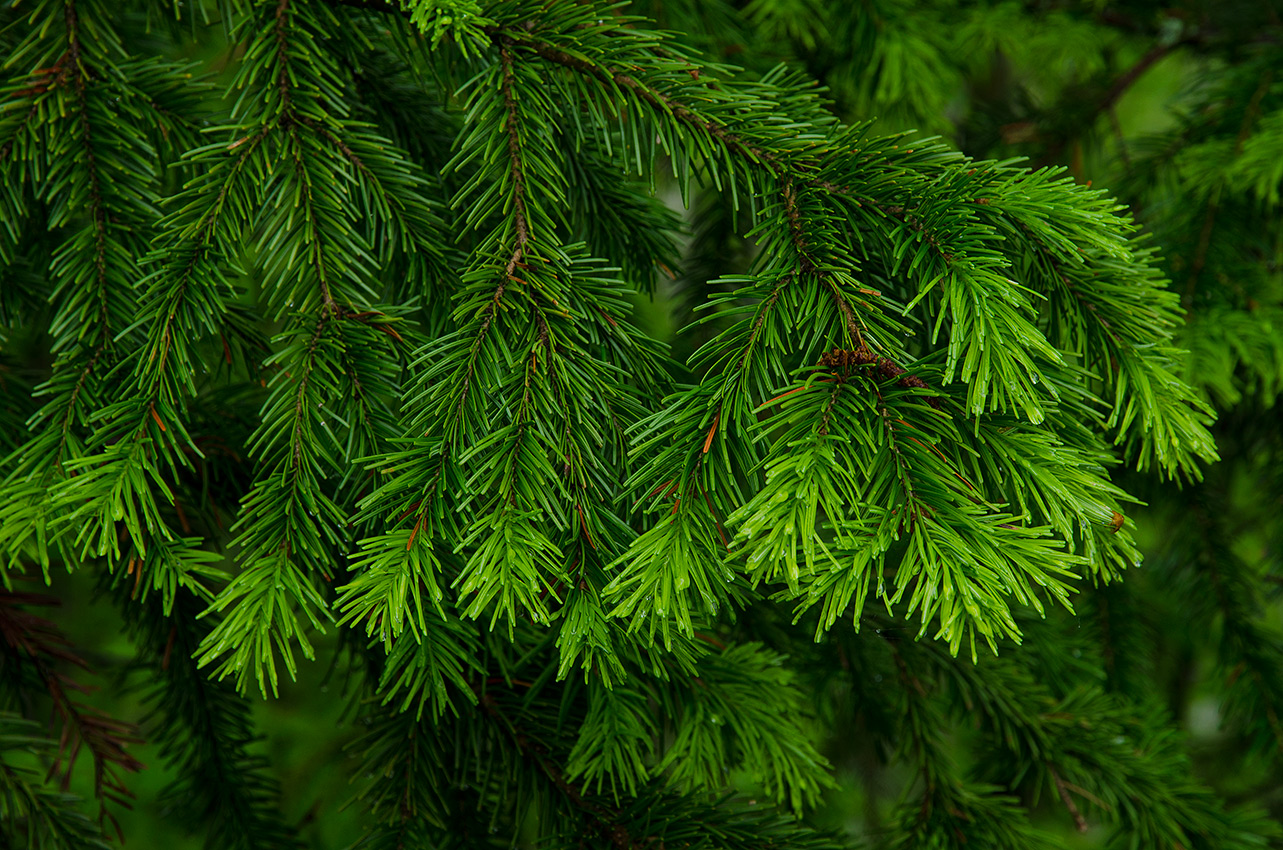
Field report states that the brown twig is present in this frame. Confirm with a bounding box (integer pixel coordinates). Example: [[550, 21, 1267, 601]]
[[817, 347, 941, 410], [1049, 764, 1089, 833]]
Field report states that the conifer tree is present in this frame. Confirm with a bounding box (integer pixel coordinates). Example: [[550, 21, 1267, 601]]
[[0, 1, 1280, 848]]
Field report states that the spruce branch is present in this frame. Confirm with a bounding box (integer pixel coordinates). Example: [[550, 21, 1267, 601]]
[[3, 2, 1276, 846], [38, 0, 118, 460], [330, 0, 1224, 660], [0, 0, 148, 458], [62, 0, 109, 343], [505, 9, 1206, 446], [498, 39, 531, 284], [152, 0, 442, 694], [0, 0, 167, 583]]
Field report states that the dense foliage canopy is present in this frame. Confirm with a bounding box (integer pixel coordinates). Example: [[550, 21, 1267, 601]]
[[1, 0, 1281, 848]]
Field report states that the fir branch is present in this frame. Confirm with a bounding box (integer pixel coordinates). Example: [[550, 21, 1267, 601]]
[[63, 0, 108, 341], [506, 13, 1205, 445], [508, 36, 787, 175], [36, 0, 150, 465], [43, 2, 113, 454], [438, 36, 532, 446], [142, 124, 271, 395], [781, 173, 935, 406], [187, 0, 446, 693], [0, 0, 180, 578], [504, 23, 935, 235], [4, 3, 1278, 846], [868, 374, 928, 532]]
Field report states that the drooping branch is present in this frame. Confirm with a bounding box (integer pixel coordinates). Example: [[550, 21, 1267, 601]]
[[509, 30, 958, 263], [445, 38, 533, 445], [147, 127, 271, 386], [65, 0, 110, 346], [48, 0, 117, 458]]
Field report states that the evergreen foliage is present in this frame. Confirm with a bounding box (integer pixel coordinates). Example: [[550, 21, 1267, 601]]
[[0, 0, 1280, 847]]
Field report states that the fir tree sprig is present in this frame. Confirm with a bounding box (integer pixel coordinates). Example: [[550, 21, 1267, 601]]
[[438, 0, 1216, 651], [0, 0, 176, 576], [2, 1, 1276, 847]]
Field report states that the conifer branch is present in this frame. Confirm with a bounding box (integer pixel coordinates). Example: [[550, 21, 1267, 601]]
[[42, 1, 122, 457], [506, 16, 1212, 450], [510, 36, 787, 176], [3, 2, 1275, 845], [782, 176, 861, 342], [444, 37, 532, 444], [344, 3, 1208, 455], [508, 27, 955, 261], [275, 5, 337, 315], [870, 383, 928, 532], [145, 125, 269, 391], [63, 1, 107, 331]]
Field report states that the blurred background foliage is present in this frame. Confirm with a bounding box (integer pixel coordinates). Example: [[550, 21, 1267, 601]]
[[1, 0, 1281, 847]]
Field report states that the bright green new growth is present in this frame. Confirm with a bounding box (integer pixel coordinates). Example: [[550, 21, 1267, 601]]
[[1, 0, 1275, 848]]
